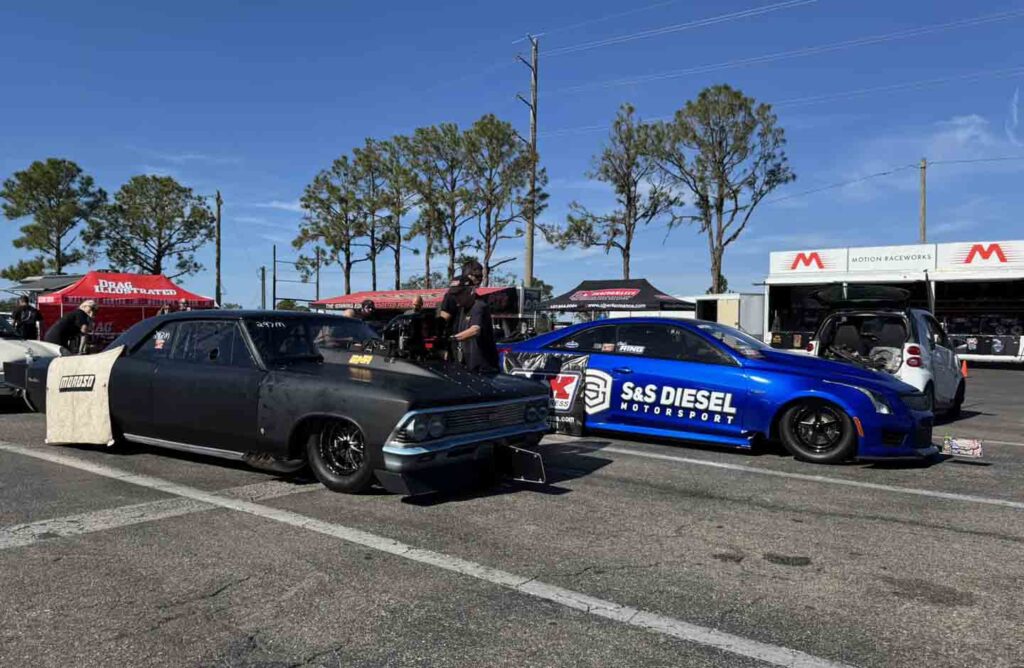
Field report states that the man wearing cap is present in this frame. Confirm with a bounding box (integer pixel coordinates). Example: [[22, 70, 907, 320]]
[[44, 300, 97, 354]]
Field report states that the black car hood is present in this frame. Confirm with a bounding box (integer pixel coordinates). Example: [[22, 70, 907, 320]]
[[277, 358, 546, 409]]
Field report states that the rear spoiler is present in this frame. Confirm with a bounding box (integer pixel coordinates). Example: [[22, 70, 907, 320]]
[[811, 284, 911, 309]]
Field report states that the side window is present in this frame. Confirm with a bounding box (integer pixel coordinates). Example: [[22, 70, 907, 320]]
[[550, 325, 617, 353], [169, 321, 255, 368], [925, 316, 951, 349], [132, 323, 179, 362], [616, 323, 732, 365]]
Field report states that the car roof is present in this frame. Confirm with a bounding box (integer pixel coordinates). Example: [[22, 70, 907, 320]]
[[155, 309, 354, 322]]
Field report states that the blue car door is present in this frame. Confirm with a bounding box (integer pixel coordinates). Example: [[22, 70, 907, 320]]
[[603, 322, 751, 445]]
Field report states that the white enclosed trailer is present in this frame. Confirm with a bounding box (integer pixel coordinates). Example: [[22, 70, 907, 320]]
[[763, 240, 1024, 363]]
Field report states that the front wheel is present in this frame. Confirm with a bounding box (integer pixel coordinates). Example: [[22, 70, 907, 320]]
[[306, 420, 375, 493], [779, 401, 857, 464]]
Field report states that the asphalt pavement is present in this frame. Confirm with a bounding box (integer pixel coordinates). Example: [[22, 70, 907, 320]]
[[0, 365, 1021, 667]]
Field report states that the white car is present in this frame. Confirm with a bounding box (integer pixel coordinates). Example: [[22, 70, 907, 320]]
[[805, 287, 965, 417], [0, 317, 62, 399]]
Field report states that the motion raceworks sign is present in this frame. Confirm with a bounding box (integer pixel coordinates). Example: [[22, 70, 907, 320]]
[[768, 240, 1024, 276]]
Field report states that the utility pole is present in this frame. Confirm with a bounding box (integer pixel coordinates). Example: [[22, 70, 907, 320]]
[[919, 157, 927, 243], [260, 266, 266, 309], [214, 190, 223, 306], [271, 245, 277, 309], [315, 247, 321, 302], [517, 35, 539, 288]]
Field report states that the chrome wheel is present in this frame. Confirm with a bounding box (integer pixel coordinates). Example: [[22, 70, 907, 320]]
[[318, 421, 365, 477], [790, 405, 844, 453]]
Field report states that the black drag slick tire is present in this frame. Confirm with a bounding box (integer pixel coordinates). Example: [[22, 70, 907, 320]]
[[779, 400, 857, 464], [306, 419, 375, 493]]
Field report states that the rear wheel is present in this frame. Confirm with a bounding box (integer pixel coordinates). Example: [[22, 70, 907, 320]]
[[779, 401, 857, 464], [945, 382, 965, 419], [306, 419, 374, 493]]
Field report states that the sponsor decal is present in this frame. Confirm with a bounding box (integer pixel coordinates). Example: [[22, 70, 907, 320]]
[[789, 252, 825, 270], [600, 343, 615, 353], [548, 372, 582, 411], [95, 279, 177, 296], [349, 354, 374, 365], [992, 339, 1005, 354], [570, 288, 640, 301], [563, 340, 580, 349], [253, 320, 287, 328], [619, 381, 737, 425], [617, 343, 645, 354], [962, 243, 1009, 264], [59, 374, 96, 392], [583, 369, 613, 415]]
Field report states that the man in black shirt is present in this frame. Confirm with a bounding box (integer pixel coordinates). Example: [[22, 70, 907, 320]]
[[454, 289, 499, 372], [44, 300, 97, 353], [11, 296, 42, 340]]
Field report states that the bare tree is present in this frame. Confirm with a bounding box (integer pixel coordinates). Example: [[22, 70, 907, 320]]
[[544, 104, 678, 279], [650, 84, 795, 293]]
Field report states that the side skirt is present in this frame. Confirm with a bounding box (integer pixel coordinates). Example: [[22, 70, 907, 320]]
[[124, 433, 246, 461]]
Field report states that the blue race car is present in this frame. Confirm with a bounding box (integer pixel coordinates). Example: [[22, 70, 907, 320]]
[[503, 318, 937, 464]]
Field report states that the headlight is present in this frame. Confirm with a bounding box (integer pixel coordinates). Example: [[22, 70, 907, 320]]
[[525, 401, 548, 423], [427, 415, 446, 439], [405, 417, 429, 441], [825, 381, 892, 414]]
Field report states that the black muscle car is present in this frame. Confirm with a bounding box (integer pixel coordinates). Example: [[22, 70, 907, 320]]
[[12, 311, 550, 495]]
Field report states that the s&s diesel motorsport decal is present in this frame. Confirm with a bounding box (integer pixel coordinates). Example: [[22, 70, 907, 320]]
[[619, 381, 738, 425]]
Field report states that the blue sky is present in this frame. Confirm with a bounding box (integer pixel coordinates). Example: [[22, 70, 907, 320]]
[[1, 0, 1022, 305]]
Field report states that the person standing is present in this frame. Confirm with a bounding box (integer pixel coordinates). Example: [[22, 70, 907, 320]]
[[44, 300, 97, 354], [11, 296, 42, 340], [453, 287, 499, 372]]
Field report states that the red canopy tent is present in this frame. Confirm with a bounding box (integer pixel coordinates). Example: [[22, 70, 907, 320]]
[[312, 287, 511, 312], [37, 271, 215, 346]]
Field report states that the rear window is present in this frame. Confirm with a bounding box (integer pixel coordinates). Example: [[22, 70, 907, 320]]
[[819, 314, 908, 352]]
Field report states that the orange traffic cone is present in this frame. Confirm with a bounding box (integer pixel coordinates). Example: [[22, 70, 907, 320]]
[[961, 360, 969, 378]]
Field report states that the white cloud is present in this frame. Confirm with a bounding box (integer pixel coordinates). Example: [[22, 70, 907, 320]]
[[1007, 87, 1022, 147], [253, 199, 304, 213], [128, 146, 240, 165], [139, 165, 180, 178], [837, 114, 1022, 202]]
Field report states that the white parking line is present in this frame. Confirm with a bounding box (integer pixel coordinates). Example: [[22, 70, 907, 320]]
[[0, 441, 849, 668], [0, 479, 319, 551], [545, 437, 1024, 511]]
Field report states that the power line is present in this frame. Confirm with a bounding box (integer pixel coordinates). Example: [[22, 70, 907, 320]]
[[539, 65, 1024, 138], [762, 165, 918, 206], [520, 0, 685, 41], [551, 7, 1024, 93], [930, 155, 1024, 165], [545, 0, 816, 57]]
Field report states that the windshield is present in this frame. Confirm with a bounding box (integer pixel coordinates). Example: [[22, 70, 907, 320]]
[[244, 315, 379, 364], [695, 321, 769, 357]]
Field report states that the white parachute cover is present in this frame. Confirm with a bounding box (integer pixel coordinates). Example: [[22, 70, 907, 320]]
[[45, 346, 124, 446]]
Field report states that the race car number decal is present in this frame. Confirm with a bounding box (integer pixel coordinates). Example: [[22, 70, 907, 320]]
[[349, 354, 374, 365], [59, 374, 96, 392]]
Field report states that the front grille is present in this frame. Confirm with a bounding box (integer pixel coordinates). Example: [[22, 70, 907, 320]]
[[916, 419, 933, 448], [881, 430, 905, 446], [394, 400, 535, 442], [901, 392, 931, 411]]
